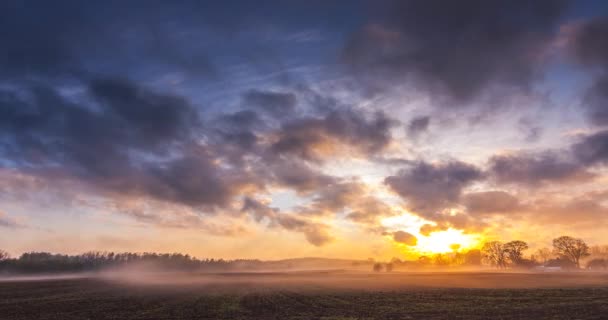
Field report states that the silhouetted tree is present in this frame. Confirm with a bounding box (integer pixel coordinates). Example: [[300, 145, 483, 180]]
[[433, 253, 450, 266], [418, 256, 431, 266], [504, 240, 528, 265], [464, 249, 482, 266], [552, 236, 590, 268], [534, 248, 553, 265], [373, 263, 384, 272], [0, 250, 9, 261], [482, 241, 508, 269], [385, 263, 393, 272]]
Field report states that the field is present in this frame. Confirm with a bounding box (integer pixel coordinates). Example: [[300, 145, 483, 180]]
[[1, 272, 608, 319]]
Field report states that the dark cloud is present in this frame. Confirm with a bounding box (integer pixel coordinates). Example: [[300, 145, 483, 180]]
[[419, 223, 448, 236], [0, 72, 395, 240], [344, 0, 570, 105], [488, 152, 592, 186], [271, 109, 394, 162], [391, 230, 417, 246], [571, 16, 608, 68], [407, 116, 430, 139], [0, 78, 263, 210], [269, 160, 336, 193], [242, 89, 297, 118], [462, 191, 521, 216], [572, 129, 608, 165], [583, 74, 608, 125], [571, 16, 608, 125], [212, 110, 262, 152], [0, 1, 228, 81], [385, 161, 482, 214]]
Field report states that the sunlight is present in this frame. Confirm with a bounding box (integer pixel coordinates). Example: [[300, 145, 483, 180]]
[[415, 229, 481, 254], [381, 214, 483, 255]]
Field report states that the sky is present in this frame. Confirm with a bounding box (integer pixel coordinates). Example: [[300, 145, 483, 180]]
[[1, 0, 608, 260]]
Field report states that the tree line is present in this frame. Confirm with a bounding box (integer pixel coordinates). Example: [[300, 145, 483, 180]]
[[372, 236, 607, 272], [1, 235, 607, 274], [0, 251, 273, 274], [481, 236, 597, 270]]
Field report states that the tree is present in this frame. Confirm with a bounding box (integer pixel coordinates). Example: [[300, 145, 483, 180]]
[[534, 248, 553, 265], [373, 263, 384, 272], [385, 263, 393, 272], [418, 256, 432, 266], [0, 250, 9, 261], [464, 249, 482, 266], [552, 236, 590, 268], [482, 241, 507, 269], [503, 240, 528, 265], [433, 253, 450, 266]]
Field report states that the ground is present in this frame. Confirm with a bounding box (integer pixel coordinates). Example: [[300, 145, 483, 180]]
[[1, 272, 608, 319]]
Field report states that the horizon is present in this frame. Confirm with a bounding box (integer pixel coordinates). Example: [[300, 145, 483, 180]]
[[2, 0, 608, 262]]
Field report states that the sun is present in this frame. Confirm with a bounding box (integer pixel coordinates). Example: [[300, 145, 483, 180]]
[[414, 229, 481, 254], [381, 214, 483, 256]]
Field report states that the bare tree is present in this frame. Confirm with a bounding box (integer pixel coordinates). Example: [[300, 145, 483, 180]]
[[0, 249, 9, 261], [534, 248, 553, 264], [482, 241, 508, 269], [552, 236, 590, 268], [504, 240, 528, 265]]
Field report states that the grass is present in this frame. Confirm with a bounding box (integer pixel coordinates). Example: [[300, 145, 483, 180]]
[[1, 272, 608, 319]]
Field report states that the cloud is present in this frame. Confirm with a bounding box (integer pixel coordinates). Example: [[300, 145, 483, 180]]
[[294, 181, 398, 226], [110, 198, 249, 235], [0, 79, 261, 210], [297, 182, 366, 216], [385, 161, 483, 215], [462, 191, 521, 216], [524, 196, 608, 227], [270, 109, 395, 162], [0, 1, 229, 81], [573, 129, 608, 165], [242, 89, 297, 118], [268, 159, 337, 193], [488, 151, 592, 186], [570, 16, 608, 125], [391, 230, 417, 246], [242, 197, 333, 246], [343, 0, 570, 105], [406, 116, 430, 139], [419, 223, 448, 236], [0, 78, 199, 170]]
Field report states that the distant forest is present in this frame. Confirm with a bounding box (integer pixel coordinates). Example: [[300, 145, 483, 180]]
[[1, 236, 607, 274]]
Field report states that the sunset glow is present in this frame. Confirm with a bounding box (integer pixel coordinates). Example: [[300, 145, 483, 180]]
[[414, 229, 482, 254], [0, 0, 607, 264]]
